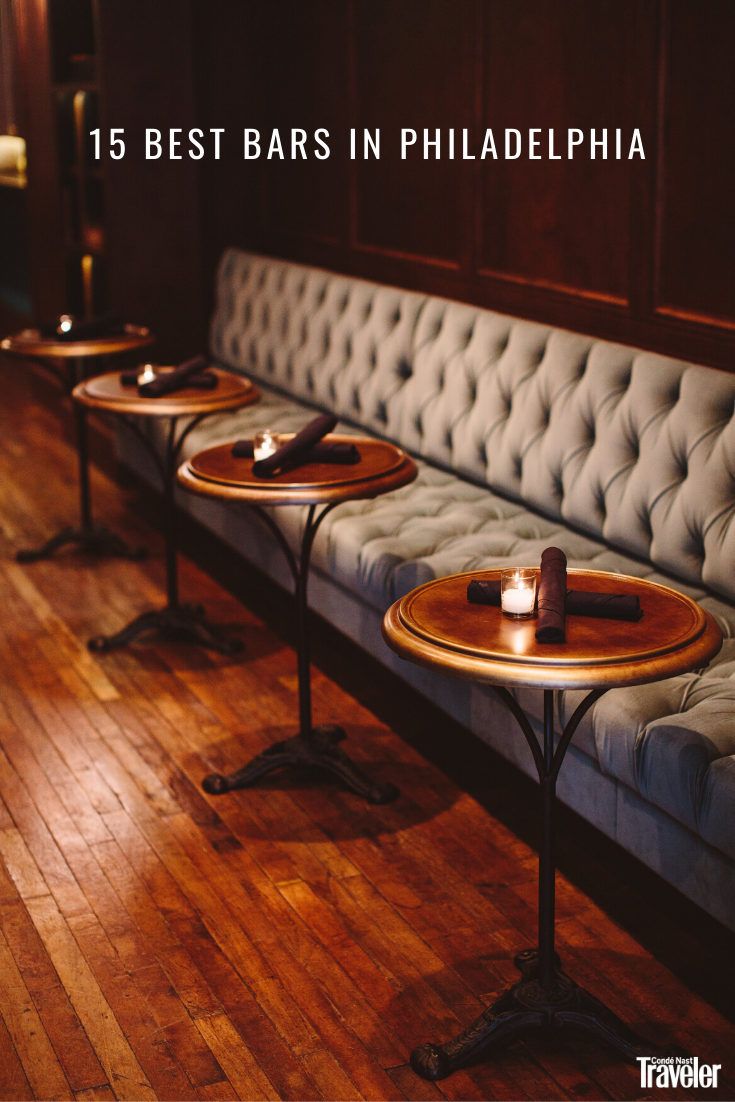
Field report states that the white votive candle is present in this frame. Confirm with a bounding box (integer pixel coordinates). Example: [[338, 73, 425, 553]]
[[137, 363, 157, 385], [500, 568, 537, 619], [253, 429, 279, 462], [502, 586, 535, 616]]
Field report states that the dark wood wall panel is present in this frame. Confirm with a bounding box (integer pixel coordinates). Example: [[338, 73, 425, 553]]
[[194, 0, 735, 371], [655, 0, 735, 329], [99, 0, 204, 358], [195, 2, 268, 297], [263, 1, 349, 248], [479, 0, 640, 304], [352, 0, 472, 267]]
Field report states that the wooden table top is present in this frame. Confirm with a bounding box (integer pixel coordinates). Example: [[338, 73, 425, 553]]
[[383, 568, 722, 690], [177, 436, 418, 506], [72, 368, 259, 418], [1, 324, 153, 359]]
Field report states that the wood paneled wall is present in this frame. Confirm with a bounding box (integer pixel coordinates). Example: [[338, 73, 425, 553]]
[[195, 0, 735, 371]]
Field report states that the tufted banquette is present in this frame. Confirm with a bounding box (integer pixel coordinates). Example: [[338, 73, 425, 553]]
[[121, 249, 735, 929]]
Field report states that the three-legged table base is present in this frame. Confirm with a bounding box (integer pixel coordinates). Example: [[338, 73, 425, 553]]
[[88, 601, 243, 655], [411, 949, 651, 1080], [16, 523, 147, 563], [202, 723, 399, 804]]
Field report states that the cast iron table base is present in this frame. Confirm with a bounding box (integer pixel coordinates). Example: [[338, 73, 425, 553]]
[[89, 600, 241, 655], [409, 686, 653, 1079], [203, 722, 398, 804], [86, 412, 242, 656], [16, 356, 146, 564], [201, 501, 398, 804], [412, 948, 649, 1079], [17, 523, 146, 563]]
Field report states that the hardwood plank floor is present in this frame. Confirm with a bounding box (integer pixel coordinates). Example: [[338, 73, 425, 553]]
[[0, 356, 733, 1101]]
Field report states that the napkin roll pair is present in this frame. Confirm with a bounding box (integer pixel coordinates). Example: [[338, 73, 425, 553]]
[[245, 414, 360, 478], [40, 313, 127, 341], [467, 546, 642, 642], [120, 354, 217, 396]]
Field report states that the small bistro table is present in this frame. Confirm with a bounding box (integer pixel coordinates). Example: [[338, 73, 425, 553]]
[[177, 435, 417, 803], [73, 367, 259, 654], [1, 324, 154, 562], [382, 567, 722, 1080]]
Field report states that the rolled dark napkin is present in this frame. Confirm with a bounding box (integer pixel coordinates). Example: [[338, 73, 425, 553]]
[[119, 367, 217, 390], [39, 312, 127, 341], [536, 546, 568, 643], [252, 413, 338, 478], [467, 579, 642, 621], [137, 354, 214, 397], [232, 438, 360, 465], [565, 591, 642, 621]]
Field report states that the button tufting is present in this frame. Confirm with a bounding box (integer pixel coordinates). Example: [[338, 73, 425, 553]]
[[376, 400, 387, 424], [397, 359, 412, 380]]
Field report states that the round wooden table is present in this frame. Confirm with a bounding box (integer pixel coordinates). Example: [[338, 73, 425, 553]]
[[178, 435, 418, 803], [73, 367, 259, 653], [1, 324, 154, 562], [383, 567, 722, 1079]]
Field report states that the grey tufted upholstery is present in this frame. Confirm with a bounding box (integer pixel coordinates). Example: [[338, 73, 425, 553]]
[[123, 249, 735, 925], [212, 249, 735, 603]]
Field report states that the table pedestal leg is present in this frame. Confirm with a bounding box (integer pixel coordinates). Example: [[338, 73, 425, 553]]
[[202, 503, 399, 804], [88, 414, 242, 656], [410, 687, 654, 1080], [17, 359, 147, 563]]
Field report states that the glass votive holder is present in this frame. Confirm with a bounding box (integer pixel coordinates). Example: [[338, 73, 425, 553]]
[[500, 568, 537, 619], [137, 363, 157, 385], [253, 429, 280, 462]]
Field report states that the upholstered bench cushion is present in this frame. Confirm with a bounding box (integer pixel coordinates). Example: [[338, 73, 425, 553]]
[[212, 249, 735, 607], [166, 383, 735, 864]]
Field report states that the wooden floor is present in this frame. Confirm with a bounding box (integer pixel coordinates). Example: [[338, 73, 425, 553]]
[[0, 358, 733, 1102]]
